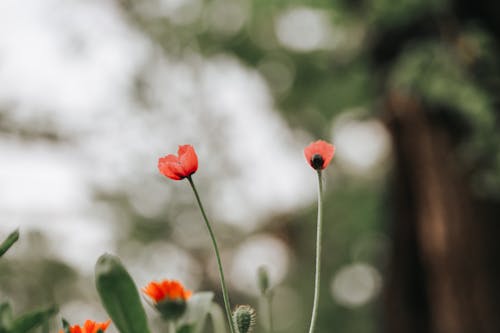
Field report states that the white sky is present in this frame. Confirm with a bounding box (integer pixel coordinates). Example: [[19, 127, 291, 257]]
[[0, 0, 317, 271]]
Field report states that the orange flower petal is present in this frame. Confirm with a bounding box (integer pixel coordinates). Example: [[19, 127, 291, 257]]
[[143, 282, 166, 303], [83, 320, 96, 333], [183, 289, 192, 299], [94, 320, 111, 333], [60, 320, 110, 333], [142, 279, 192, 303]]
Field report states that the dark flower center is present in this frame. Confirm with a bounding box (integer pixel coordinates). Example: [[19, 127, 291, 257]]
[[311, 154, 324, 170]]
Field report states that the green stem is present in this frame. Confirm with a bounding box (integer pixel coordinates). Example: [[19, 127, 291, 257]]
[[307, 170, 323, 333], [187, 176, 236, 333], [267, 292, 274, 333], [169, 321, 176, 333]]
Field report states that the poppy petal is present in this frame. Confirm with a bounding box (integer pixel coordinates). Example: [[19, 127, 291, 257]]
[[178, 145, 198, 177], [158, 145, 198, 180], [304, 140, 335, 170], [158, 155, 183, 180]]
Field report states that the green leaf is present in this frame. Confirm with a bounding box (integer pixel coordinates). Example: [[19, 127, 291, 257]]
[[176, 292, 214, 333], [0, 230, 19, 258], [95, 253, 151, 333], [11, 306, 57, 333], [0, 302, 14, 332]]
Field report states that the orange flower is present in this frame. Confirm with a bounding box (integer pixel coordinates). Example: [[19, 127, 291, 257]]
[[158, 145, 198, 180], [304, 140, 335, 170], [142, 279, 192, 303], [60, 320, 111, 333]]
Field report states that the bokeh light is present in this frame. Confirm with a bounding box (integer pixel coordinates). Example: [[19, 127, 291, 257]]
[[229, 234, 290, 296], [330, 262, 382, 308], [275, 6, 333, 52], [332, 112, 392, 176]]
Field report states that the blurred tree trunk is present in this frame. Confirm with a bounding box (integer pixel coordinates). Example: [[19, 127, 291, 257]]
[[383, 91, 500, 333]]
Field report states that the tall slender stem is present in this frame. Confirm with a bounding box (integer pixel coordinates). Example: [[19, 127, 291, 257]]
[[267, 292, 274, 333], [187, 176, 236, 333], [308, 170, 323, 333]]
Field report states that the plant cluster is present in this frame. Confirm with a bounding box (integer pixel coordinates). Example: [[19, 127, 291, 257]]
[[0, 140, 334, 333]]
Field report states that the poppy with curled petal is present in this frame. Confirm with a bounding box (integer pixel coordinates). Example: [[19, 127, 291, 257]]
[[60, 320, 111, 333], [143, 279, 192, 320], [304, 140, 335, 170], [158, 145, 198, 180]]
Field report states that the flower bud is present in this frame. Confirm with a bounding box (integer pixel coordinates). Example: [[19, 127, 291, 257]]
[[257, 266, 270, 295], [232, 305, 256, 333]]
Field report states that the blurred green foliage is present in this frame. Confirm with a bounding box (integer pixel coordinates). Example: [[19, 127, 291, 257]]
[[1, 0, 500, 332], [0, 231, 58, 333]]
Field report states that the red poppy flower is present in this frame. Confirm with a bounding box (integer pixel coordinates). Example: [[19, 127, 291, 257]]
[[59, 320, 111, 333], [304, 140, 335, 170], [142, 279, 192, 303], [158, 145, 198, 180]]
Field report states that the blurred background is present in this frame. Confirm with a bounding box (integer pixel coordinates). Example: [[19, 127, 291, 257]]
[[1, 0, 500, 332]]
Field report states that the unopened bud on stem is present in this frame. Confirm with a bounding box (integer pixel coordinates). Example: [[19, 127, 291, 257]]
[[257, 266, 270, 296], [232, 305, 256, 333]]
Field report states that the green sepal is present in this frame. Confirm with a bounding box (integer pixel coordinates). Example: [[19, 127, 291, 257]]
[[61, 319, 71, 333], [176, 292, 213, 333], [95, 253, 151, 333], [10, 306, 57, 333], [0, 230, 19, 258], [176, 324, 194, 333], [0, 303, 14, 332], [155, 299, 187, 321]]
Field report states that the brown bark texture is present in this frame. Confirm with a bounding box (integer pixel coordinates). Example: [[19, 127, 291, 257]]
[[383, 92, 500, 333]]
